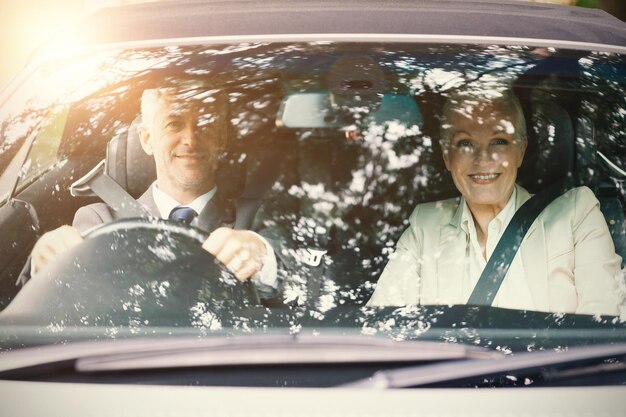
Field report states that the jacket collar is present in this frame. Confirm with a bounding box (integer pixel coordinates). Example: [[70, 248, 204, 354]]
[[448, 184, 532, 230], [136, 185, 233, 233], [439, 183, 547, 310]]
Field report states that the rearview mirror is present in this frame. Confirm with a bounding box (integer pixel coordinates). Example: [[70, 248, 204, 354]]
[[276, 93, 423, 129]]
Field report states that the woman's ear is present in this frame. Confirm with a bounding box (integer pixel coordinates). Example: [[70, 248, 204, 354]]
[[517, 137, 527, 168], [138, 125, 154, 155], [442, 146, 451, 171]]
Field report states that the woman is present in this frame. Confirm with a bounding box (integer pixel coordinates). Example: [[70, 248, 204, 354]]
[[367, 90, 622, 316]]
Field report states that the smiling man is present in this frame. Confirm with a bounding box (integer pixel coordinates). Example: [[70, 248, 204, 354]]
[[27, 81, 278, 295], [367, 89, 621, 316]]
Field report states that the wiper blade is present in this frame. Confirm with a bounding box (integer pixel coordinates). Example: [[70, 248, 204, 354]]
[[0, 333, 497, 376], [342, 343, 626, 388]]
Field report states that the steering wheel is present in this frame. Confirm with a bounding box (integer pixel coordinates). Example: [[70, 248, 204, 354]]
[[3, 218, 261, 327]]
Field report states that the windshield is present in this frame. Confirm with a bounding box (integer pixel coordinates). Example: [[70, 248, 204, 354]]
[[0, 42, 625, 360]]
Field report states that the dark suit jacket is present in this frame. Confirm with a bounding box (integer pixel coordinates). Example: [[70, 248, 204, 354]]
[[73, 187, 234, 233], [17, 186, 239, 287]]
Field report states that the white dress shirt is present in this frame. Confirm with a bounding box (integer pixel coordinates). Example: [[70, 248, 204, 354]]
[[459, 187, 535, 310], [152, 184, 278, 290]]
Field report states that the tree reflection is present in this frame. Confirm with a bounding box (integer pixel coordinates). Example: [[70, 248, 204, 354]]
[[0, 42, 624, 340]]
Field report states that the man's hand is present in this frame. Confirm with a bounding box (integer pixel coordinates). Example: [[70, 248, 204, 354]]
[[31, 225, 83, 275], [202, 227, 267, 281]]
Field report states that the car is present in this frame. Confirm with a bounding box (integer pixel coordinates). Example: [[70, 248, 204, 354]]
[[0, 0, 625, 415]]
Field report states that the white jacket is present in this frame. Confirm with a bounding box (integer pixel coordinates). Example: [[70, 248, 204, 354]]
[[368, 185, 622, 316]]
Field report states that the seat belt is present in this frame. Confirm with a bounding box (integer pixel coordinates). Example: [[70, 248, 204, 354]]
[[467, 183, 565, 306], [70, 160, 151, 218]]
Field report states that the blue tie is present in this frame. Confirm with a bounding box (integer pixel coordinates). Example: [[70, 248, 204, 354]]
[[168, 206, 198, 225]]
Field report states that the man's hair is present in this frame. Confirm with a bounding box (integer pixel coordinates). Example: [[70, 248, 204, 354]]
[[140, 79, 228, 131], [439, 88, 527, 146], [140, 88, 165, 129]]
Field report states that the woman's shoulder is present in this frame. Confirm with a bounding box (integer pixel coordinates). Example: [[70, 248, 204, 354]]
[[539, 185, 599, 223], [550, 185, 598, 208], [407, 196, 461, 226]]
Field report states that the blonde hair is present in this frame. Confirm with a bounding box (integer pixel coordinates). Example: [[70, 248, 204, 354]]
[[439, 89, 527, 146]]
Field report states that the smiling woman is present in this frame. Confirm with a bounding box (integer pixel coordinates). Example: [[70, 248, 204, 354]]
[[367, 87, 622, 314]]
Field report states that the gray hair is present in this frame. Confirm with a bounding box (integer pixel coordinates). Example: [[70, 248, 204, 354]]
[[140, 88, 165, 130], [140, 79, 226, 132], [439, 89, 527, 146]]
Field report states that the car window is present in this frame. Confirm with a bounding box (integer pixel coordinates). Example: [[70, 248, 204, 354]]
[[0, 42, 624, 353]]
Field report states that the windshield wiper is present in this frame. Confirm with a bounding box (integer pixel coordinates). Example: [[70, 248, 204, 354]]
[[342, 343, 626, 388], [0, 333, 497, 376]]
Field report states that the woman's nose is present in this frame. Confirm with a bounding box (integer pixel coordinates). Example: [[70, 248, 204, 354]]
[[473, 146, 498, 164]]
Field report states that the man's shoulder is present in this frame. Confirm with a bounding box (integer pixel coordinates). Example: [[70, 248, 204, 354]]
[[75, 201, 114, 216], [72, 202, 115, 232]]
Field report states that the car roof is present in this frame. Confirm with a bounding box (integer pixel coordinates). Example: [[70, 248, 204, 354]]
[[42, 0, 626, 52]]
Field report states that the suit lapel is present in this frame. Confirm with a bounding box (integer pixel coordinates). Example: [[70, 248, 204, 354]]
[[436, 199, 466, 303], [196, 192, 235, 233], [109, 187, 159, 221], [520, 220, 549, 311], [515, 185, 550, 311], [137, 187, 160, 217]]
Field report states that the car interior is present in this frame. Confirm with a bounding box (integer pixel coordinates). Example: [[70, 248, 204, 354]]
[[0, 48, 624, 312]]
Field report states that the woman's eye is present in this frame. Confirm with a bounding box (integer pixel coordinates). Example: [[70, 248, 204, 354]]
[[491, 138, 510, 146], [455, 139, 473, 149]]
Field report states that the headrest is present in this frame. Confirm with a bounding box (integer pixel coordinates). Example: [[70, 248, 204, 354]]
[[105, 116, 156, 199], [517, 98, 575, 192]]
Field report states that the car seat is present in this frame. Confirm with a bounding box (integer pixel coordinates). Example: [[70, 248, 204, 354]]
[[515, 85, 626, 267]]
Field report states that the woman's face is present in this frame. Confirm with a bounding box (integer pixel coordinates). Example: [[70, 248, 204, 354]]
[[442, 100, 527, 211]]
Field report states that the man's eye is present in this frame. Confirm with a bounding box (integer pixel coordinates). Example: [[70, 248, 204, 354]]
[[166, 120, 185, 130]]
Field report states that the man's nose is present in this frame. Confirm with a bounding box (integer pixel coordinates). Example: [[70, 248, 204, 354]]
[[181, 125, 200, 146]]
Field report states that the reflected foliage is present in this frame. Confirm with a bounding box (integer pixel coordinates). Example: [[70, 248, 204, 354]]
[[0, 42, 625, 348]]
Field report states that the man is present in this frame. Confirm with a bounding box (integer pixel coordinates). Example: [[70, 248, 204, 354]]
[[28, 81, 278, 295]]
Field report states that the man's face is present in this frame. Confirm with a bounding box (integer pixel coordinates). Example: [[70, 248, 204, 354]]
[[140, 92, 225, 198], [442, 100, 527, 210]]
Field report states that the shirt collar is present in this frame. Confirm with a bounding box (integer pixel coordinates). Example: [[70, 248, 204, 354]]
[[151, 183, 217, 219], [459, 185, 517, 235]]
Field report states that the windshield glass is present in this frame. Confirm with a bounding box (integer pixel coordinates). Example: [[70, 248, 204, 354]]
[[0, 42, 624, 355]]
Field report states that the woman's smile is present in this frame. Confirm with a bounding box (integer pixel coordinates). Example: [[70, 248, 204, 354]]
[[468, 172, 501, 183]]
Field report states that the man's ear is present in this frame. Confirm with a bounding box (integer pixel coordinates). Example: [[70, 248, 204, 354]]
[[137, 125, 154, 155]]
